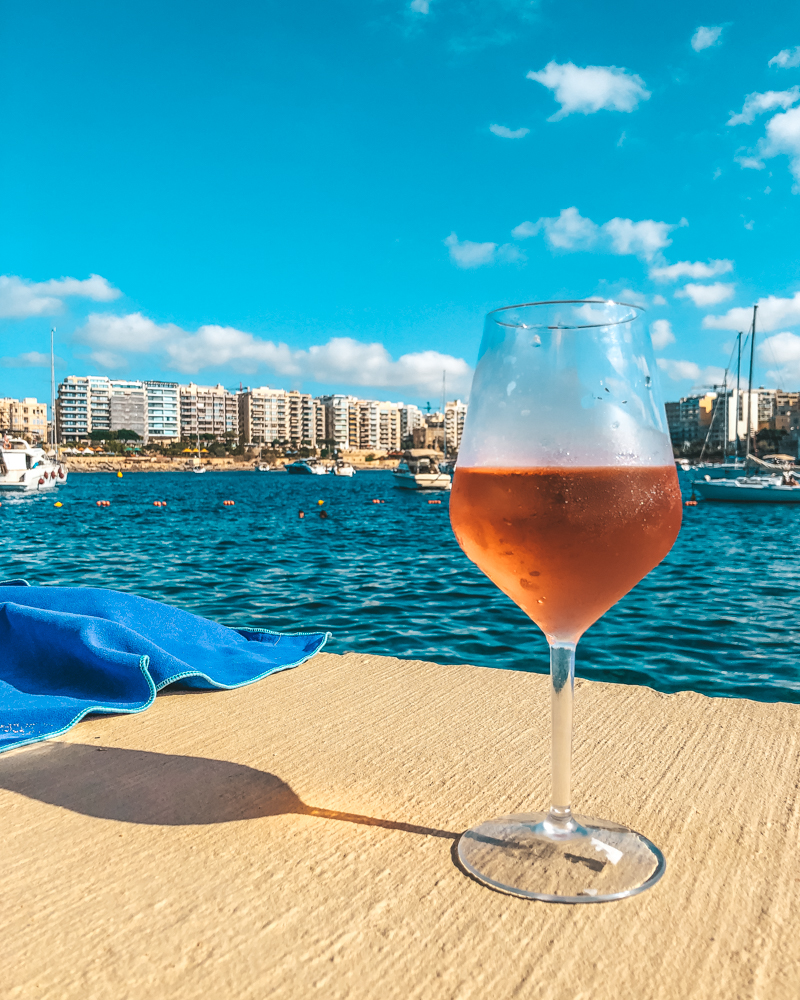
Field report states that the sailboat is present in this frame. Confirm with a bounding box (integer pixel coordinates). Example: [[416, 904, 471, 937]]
[[692, 305, 800, 502]]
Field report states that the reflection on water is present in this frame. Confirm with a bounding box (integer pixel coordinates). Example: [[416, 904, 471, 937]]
[[3, 471, 799, 703]]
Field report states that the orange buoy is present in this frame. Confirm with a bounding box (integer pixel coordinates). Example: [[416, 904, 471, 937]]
[[428, 500, 441, 504], [54, 501, 63, 507], [153, 501, 162, 507], [317, 499, 324, 505], [685, 500, 698, 506], [223, 500, 235, 506]]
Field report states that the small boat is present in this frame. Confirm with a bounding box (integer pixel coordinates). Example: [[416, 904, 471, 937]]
[[693, 473, 800, 503], [254, 463, 271, 472], [679, 461, 746, 480], [393, 450, 452, 491], [286, 459, 328, 476], [191, 465, 206, 474], [0, 437, 68, 492], [330, 460, 355, 477]]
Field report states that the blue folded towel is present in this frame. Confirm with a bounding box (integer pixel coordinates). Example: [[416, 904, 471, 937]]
[[0, 581, 329, 754]]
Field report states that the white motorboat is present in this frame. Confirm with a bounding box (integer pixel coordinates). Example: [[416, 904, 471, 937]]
[[330, 460, 355, 477], [693, 473, 800, 503], [286, 459, 328, 476], [254, 463, 271, 472], [393, 450, 452, 491], [0, 437, 68, 492]]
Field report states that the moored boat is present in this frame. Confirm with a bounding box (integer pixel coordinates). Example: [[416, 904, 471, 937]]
[[693, 473, 800, 503], [393, 450, 452, 491], [0, 437, 67, 492], [330, 460, 355, 477], [286, 459, 328, 476]]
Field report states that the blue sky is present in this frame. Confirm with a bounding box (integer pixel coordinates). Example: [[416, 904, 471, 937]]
[[2, 0, 800, 408]]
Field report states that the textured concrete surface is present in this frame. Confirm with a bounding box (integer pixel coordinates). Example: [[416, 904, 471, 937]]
[[2, 651, 799, 999]]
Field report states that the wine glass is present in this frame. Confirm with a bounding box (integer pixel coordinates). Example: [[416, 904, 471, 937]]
[[449, 300, 682, 902]]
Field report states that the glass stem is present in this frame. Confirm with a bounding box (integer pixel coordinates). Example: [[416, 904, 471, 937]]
[[548, 641, 576, 830]]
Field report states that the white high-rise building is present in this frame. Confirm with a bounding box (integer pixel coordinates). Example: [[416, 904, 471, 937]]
[[179, 383, 238, 442], [238, 387, 315, 445], [144, 382, 180, 441], [445, 399, 468, 451]]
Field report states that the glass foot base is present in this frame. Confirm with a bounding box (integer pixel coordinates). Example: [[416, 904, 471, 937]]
[[457, 812, 665, 902]]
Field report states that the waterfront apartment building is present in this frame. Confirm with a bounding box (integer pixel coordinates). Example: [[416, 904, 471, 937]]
[[57, 375, 113, 441], [238, 387, 316, 446], [0, 397, 48, 442], [666, 389, 764, 452], [144, 382, 179, 442], [110, 383, 147, 439], [444, 399, 467, 451], [179, 383, 239, 442], [58, 376, 175, 442], [399, 403, 424, 447]]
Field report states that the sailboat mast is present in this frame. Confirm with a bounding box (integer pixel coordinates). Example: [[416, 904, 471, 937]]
[[442, 370, 447, 459], [734, 332, 742, 460], [745, 306, 758, 462], [50, 327, 57, 458]]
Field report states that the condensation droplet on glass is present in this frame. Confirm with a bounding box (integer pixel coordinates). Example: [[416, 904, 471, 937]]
[[611, 421, 620, 429], [645, 376, 652, 388], [506, 381, 516, 396], [532, 335, 541, 347]]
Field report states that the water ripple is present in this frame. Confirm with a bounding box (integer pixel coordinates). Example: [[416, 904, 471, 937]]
[[2, 471, 799, 703]]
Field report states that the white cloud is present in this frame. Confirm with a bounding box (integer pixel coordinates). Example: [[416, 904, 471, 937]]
[[758, 331, 800, 382], [534, 207, 599, 249], [691, 26, 723, 52], [409, 0, 429, 12], [769, 47, 800, 69], [443, 232, 523, 267], [603, 217, 673, 260], [657, 358, 726, 384], [512, 206, 675, 260], [649, 259, 734, 281], [703, 292, 800, 332], [526, 61, 650, 121], [75, 313, 473, 396], [727, 88, 800, 126], [0, 274, 121, 319], [489, 124, 530, 139], [0, 351, 66, 368], [758, 106, 800, 183], [676, 282, 736, 308], [652, 294, 667, 306], [650, 319, 675, 350]]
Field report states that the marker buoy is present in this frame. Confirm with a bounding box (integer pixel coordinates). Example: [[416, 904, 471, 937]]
[[685, 500, 698, 506], [153, 501, 162, 507], [117, 471, 123, 478], [428, 500, 441, 504], [96, 500, 110, 507], [317, 499, 324, 505], [54, 501, 63, 507], [223, 500, 235, 506]]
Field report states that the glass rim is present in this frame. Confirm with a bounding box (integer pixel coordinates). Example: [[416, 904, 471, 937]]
[[487, 299, 644, 331]]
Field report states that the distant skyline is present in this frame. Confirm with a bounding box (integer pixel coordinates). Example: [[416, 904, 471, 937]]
[[2, 0, 800, 407]]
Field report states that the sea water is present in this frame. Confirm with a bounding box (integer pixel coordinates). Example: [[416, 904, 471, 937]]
[[2, 470, 799, 704]]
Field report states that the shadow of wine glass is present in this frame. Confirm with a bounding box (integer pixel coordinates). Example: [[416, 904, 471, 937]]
[[0, 741, 458, 840]]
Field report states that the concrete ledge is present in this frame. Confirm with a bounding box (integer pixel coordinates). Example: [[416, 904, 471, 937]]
[[2, 652, 798, 999]]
